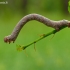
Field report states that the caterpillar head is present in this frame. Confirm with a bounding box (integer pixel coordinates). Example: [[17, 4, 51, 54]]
[[4, 35, 14, 44]]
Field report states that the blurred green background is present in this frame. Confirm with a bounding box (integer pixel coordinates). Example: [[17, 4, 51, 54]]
[[0, 0, 70, 70]]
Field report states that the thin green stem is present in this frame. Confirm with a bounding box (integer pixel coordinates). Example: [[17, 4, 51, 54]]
[[23, 30, 56, 50], [22, 26, 66, 50]]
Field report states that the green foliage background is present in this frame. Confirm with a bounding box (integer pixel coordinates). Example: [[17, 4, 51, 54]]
[[0, 0, 70, 70]]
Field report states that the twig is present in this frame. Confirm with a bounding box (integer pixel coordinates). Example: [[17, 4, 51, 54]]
[[22, 26, 66, 50], [4, 14, 70, 49]]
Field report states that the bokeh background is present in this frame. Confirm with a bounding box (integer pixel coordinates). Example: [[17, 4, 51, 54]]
[[0, 0, 70, 70]]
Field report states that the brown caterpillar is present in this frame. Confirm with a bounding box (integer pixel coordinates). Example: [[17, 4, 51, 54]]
[[4, 14, 70, 44]]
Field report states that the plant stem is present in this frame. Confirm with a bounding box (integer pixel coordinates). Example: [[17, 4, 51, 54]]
[[22, 31, 57, 49], [22, 26, 67, 50]]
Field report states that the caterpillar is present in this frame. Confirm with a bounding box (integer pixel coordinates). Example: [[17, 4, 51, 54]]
[[4, 14, 70, 44]]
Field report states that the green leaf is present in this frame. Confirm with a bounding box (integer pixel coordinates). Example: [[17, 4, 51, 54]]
[[69, 1, 70, 6], [68, 1, 70, 13]]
